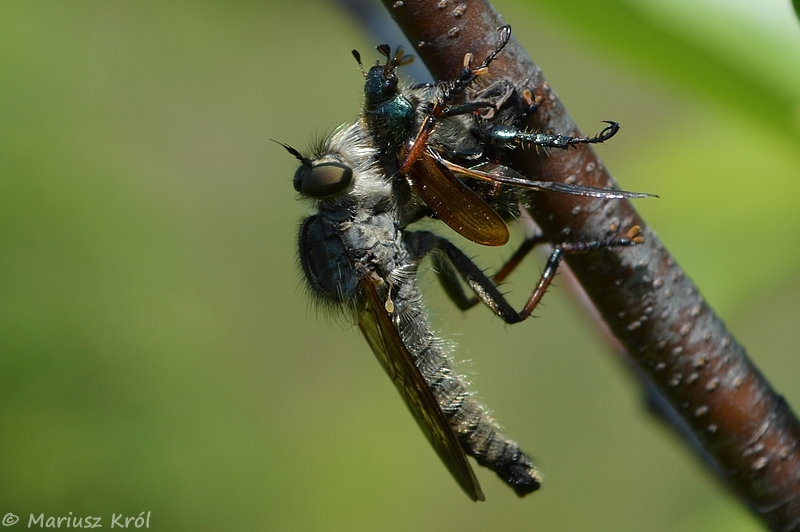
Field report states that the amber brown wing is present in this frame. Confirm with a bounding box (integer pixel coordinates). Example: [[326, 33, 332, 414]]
[[408, 149, 509, 247], [356, 278, 485, 501]]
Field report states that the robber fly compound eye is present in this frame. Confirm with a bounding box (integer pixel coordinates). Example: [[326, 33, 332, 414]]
[[294, 162, 354, 198]]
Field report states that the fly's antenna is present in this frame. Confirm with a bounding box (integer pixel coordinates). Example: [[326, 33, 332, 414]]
[[272, 139, 312, 168]]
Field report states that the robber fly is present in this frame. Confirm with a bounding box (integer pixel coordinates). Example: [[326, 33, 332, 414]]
[[288, 123, 536, 500], [281, 27, 649, 500], [284, 123, 642, 500]]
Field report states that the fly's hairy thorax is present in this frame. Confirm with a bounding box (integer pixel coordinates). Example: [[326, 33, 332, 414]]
[[299, 208, 408, 306]]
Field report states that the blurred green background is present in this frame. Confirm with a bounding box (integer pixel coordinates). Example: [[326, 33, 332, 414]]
[[1, 0, 798, 530]]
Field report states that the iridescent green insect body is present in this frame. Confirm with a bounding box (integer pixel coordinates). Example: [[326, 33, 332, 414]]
[[351, 26, 649, 247]]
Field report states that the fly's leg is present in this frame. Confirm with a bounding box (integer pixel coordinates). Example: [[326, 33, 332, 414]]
[[432, 226, 643, 324], [433, 232, 549, 322], [433, 232, 548, 312], [491, 232, 549, 284]]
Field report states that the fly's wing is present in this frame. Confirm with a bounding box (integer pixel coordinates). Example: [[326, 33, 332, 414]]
[[408, 149, 509, 247], [444, 160, 656, 199], [357, 278, 485, 502]]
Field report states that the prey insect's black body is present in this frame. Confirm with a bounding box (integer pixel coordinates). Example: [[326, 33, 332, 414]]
[[352, 25, 649, 247], [284, 26, 649, 500]]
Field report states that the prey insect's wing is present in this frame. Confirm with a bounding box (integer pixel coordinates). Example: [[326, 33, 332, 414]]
[[357, 278, 485, 502], [408, 149, 510, 247], [444, 160, 656, 199]]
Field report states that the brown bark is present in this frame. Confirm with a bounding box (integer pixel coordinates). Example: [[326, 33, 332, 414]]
[[378, 0, 800, 529]]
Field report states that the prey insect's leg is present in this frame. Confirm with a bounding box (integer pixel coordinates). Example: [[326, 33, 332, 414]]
[[475, 120, 620, 151], [433, 226, 644, 324], [400, 26, 512, 174]]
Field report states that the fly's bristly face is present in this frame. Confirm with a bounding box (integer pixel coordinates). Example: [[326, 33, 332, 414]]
[[281, 124, 396, 215]]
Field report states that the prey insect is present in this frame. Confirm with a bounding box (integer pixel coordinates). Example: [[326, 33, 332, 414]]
[[281, 26, 650, 500], [351, 25, 652, 247]]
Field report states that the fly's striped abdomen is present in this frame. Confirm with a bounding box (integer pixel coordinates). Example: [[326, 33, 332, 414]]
[[392, 272, 541, 496]]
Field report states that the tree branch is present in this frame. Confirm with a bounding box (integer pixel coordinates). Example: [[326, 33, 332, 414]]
[[378, 0, 800, 528]]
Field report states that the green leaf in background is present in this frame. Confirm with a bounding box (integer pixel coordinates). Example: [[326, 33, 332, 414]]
[[496, 0, 800, 314], [517, 0, 800, 140]]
